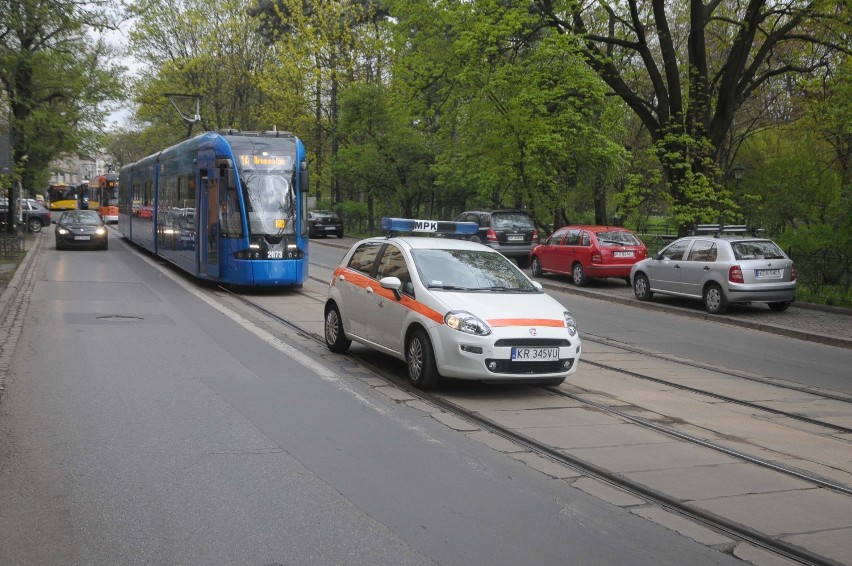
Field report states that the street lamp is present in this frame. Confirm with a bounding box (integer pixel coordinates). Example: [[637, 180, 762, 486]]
[[733, 165, 746, 187]]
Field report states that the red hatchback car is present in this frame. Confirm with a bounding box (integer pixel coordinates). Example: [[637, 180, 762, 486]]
[[530, 225, 647, 286]]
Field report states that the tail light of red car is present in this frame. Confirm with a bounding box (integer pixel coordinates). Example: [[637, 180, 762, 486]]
[[729, 265, 744, 284], [591, 252, 602, 263]]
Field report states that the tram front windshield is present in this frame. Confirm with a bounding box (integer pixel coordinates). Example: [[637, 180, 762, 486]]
[[240, 169, 296, 236]]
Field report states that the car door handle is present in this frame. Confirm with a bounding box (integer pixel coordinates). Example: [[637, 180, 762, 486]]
[[366, 286, 374, 294], [703, 266, 711, 271], [337, 274, 346, 282]]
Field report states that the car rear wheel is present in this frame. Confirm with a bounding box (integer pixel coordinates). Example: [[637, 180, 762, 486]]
[[407, 328, 440, 389], [324, 303, 351, 353], [768, 301, 792, 312], [27, 218, 43, 233], [703, 283, 729, 314], [633, 273, 652, 301], [530, 256, 542, 277], [572, 263, 587, 287]]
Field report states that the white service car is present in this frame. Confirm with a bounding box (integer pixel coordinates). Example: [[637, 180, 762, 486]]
[[324, 219, 582, 389]]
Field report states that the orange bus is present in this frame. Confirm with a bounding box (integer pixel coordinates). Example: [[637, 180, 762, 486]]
[[95, 174, 119, 223]]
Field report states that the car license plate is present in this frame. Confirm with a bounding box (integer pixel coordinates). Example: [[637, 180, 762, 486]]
[[325, 226, 336, 231], [613, 251, 634, 258], [511, 347, 559, 361], [507, 234, 524, 241], [755, 269, 782, 279], [74, 235, 90, 240]]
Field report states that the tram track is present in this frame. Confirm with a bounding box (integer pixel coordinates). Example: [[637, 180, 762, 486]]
[[216, 283, 850, 566]]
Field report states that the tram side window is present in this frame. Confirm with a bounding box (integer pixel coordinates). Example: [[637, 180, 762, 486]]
[[220, 185, 243, 238]]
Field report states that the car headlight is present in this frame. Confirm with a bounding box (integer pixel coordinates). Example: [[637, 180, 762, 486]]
[[57, 228, 69, 235], [445, 311, 491, 336], [96, 227, 106, 235], [564, 311, 578, 337]]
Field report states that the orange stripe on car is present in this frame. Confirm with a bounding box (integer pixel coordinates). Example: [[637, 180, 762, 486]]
[[332, 267, 444, 324], [487, 318, 565, 328]]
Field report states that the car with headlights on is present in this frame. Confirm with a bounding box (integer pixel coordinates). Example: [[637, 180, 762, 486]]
[[54, 209, 109, 250], [324, 218, 582, 389], [530, 225, 647, 286], [630, 226, 796, 314]]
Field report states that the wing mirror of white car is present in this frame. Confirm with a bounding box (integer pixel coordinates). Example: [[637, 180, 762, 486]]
[[379, 276, 403, 301], [531, 280, 543, 291]]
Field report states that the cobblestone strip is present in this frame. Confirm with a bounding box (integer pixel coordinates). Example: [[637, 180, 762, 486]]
[[0, 236, 43, 401]]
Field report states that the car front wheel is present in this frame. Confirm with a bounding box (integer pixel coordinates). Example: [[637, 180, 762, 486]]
[[704, 283, 729, 314], [633, 273, 652, 301], [531, 256, 542, 277], [324, 303, 351, 353], [407, 328, 440, 389]]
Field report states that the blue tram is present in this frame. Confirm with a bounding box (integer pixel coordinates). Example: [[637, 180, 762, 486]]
[[118, 130, 309, 286]]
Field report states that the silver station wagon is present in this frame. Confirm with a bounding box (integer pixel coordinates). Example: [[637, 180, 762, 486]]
[[630, 228, 796, 314]]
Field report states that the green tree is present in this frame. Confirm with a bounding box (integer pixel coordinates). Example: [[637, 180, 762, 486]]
[[532, 0, 851, 233], [0, 0, 123, 205], [253, 0, 393, 204], [391, 0, 623, 227], [128, 0, 274, 140]]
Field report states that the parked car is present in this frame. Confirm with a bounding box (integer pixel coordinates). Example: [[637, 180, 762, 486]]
[[452, 209, 539, 268], [0, 198, 51, 233], [324, 219, 581, 389], [308, 210, 344, 238], [54, 209, 109, 250], [530, 225, 647, 286], [630, 231, 796, 314]]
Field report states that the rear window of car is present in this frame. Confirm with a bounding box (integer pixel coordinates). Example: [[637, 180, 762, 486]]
[[731, 240, 786, 260], [595, 230, 641, 246], [491, 213, 534, 230]]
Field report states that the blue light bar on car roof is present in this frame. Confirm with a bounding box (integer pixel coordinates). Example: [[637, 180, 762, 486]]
[[380, 217, 479, 235]]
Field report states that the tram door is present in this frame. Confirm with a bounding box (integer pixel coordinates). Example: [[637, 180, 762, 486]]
[[198, 172, 220, 278]]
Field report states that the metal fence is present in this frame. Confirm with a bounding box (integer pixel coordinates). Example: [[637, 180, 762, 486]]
[[788, 248, 852, 308], [0, 234, 24, 258]]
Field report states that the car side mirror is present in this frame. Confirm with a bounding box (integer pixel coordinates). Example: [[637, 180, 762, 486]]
[[531, 281, 543, 291], [379, 276, 403, 301]]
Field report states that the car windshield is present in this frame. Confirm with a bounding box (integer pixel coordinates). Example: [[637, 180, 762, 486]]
[[596, 231, 641, 245], [731, 240, 786, 260], [62, 212, 101, 225], [411, 248, 538, 292]]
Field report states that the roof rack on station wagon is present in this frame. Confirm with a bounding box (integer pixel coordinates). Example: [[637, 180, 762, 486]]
[[691, 224, 764, 237]]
